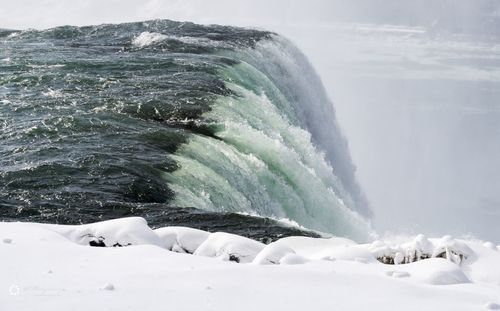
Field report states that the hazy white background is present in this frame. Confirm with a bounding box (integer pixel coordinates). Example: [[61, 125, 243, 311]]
[[2, 0, 500, 242]]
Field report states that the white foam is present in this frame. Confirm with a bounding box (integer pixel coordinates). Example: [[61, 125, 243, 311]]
[[164, 77, 373, 241], [42, 88, 64, 98], [132, 32, 219, 49], [27, 64, 65, 69], [7, 32, 19, 38], [132, 31, 168, 47]]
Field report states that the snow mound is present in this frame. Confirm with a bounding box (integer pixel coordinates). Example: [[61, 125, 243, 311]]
[[424, 260, 471, 285], [401, 258, 471, 285], [154, 226, 209, 253], [39, 217, 162, 247], [279, 253, 309, 265], [194, 232, 265, 263], [253, 243, 296, 265], [270, 236, 356, 259], [427, 269, 470, 285], [432, 235, 473, 264]]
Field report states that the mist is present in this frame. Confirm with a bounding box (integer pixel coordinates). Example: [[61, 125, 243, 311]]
[[2, 0, 500, 242]]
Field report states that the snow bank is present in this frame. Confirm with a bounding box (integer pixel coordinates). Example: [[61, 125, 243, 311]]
[[1, 217, 500, 311]]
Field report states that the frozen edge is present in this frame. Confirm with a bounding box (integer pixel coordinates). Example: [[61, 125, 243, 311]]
[[2, 217, 500, 311], [1, 217, 499, 276]]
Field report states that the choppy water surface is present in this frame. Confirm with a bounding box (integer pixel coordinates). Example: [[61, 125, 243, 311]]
[[0, 20, 371, 241]]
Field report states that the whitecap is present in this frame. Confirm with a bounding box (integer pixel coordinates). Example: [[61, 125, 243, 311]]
[[132, 31, 168, 48]]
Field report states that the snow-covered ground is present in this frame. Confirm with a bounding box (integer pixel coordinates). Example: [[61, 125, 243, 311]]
[[1, 217, 500, 310]]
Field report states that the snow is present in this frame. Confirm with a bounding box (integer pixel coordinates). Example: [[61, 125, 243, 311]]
[[1, 217, 500, 310], [99, 283, 115, 291], [194, 232, 265, 263], [37, 217, 162, 247], [385, 270, 410, 278], [279, 253, 309, 265], [154, 226, 210, 253], [252, 243, 296, 265]]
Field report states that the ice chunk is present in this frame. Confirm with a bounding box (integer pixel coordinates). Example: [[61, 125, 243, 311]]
[[40, 217, 162, 247]]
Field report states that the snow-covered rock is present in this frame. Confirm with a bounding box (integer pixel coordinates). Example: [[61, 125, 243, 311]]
[[154, 226, 210, 253], [194, 232, 265, 263], [431, 235, 473, 264], [253, 243, 296, 265], [39, 217, 162, 247]]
